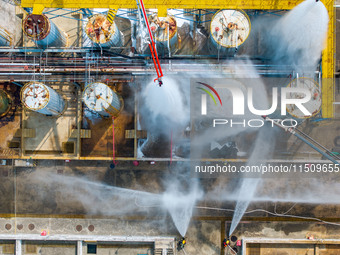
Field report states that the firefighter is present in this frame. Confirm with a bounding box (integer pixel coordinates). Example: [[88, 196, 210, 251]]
[[222, 238, 230, 248], [158, 78, 163, 87], [177, 237, 186, 250]]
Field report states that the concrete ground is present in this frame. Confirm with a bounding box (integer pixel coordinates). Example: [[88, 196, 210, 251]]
[[0, 162, 340, 254], [23, 84, 77, 155], [0, 83, 21, 157]]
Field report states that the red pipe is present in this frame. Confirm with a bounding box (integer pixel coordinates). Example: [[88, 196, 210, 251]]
[[112, 116, 116, 164], [139, 0, 163, 83], [149, 44, 160, 77], [152, 42, 163, 77]]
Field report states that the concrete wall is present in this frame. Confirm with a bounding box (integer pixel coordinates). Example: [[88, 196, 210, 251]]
[[22, 241, 76, 255], [245, 243, 340, 255], [0, 2, 22, 46], [0, 241, 15, 255], [81, 243, 153, 255]]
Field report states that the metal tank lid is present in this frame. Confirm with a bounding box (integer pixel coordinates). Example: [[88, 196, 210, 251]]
[[83, 82, 114, 112], [210, 10, 251, 48], [85, 14, 116, 44], [21, 82, 50, 110], [23, 14, 51, 40], [149, 15, 177, 42]]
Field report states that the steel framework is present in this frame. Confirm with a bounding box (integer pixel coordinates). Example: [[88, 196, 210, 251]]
[[18, 0, 336, 117]]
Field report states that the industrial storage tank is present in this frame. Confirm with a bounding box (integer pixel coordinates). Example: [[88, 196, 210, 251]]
[[286, 77, 321, 119], [21, 82, 66, 116], [22, 14, 68, 48], [85, 14, 124, 48], [0, 26, 12, 47], [209, 10, 250, 53], [0, 90, 12, 118], [83, 82, 122, 117], [149, 14, 179, 52]]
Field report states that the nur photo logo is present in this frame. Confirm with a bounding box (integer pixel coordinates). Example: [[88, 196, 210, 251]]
[[194, 78, 321, 129]]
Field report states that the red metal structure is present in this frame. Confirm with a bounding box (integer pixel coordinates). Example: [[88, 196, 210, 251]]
[[136, 0, 163, 86]]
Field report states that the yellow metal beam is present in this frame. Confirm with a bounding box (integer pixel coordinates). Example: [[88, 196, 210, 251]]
[[21, 0, 305, 10], [32, 3, 45, 14], [321, 0, 335, 118], [107, 5, 119, 23]]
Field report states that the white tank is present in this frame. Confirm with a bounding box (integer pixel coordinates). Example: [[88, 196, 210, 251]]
[[149, 15, 178, 52], [85, 14, 124, 48], [21, 82, 65, 116], [209, 10, 250, 52], [83, 82, 122, 117]]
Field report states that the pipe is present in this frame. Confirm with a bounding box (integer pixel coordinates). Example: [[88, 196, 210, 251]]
[[294, 128, 340, 161], [0, 63, 39, 66], [11, 82, 23, 87], [137, 0, 163, 83], [293, 133, 338, 164], [0, 73, 52, 75], [262, 116, 339, 165], [0, 26, 12, 47]]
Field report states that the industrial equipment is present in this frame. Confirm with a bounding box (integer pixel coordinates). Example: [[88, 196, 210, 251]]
[[136, 0, 163, 85], [263, 116, 340, 165], [209, 10, 250, 53], [23, 14, 68, 48], [83, 82, 122, 117], [149, 14, 178, 53], [0, 90, 12, 118], [21, 82, 66, 116], [85, 13, 124, 48]]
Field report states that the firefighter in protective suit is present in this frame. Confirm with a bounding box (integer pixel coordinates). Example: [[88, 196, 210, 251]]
[[177, 237, 186, 251]]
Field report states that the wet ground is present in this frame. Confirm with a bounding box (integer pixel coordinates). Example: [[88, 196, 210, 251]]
[[1, 161, 340, 254]]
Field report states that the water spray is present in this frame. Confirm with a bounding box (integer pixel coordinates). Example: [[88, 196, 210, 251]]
[[262, 116, 340, 165]]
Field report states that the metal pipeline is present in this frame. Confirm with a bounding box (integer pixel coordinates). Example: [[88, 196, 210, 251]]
[[0, 63, 38, 66], [263, 116, 340, 165]]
